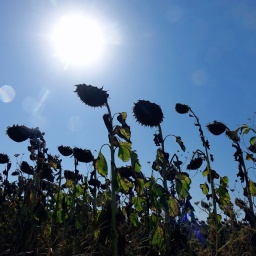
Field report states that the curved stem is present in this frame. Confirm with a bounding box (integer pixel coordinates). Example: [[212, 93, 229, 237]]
[[189, 109, 219, 254]]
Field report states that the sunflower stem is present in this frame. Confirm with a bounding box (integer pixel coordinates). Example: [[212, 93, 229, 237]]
[[189, 109, 219, 254], [158, 124, 170, 254], [234, 141, 255, 226], [105, 102, 118, 256]]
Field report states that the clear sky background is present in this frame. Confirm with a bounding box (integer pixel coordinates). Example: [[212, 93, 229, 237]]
[[1, 0, 256, 219]]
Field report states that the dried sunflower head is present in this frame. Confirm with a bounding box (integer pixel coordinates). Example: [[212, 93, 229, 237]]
[[74, 84, 109, 108], [73, 147, 94, 163], [187, 157, 203, 170], [248, 144, 256, 154], [133, 100, 163, 127], [58, 145, 73, 157], [6, 125, 31, 143], [207, 121, 227, 135], [20, 161, 34, 175], [175, 103, 190, 114], [0, 153, 9, 164]]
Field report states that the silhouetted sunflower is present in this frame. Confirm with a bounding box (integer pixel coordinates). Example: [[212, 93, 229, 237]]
[[74, 84, 109, 107], [6, 125, 31, 142], [20, 161, 34, 175], [187, 157, 203, 170], [175, 103, 190, 114], [0, 153, 9, 164], [207, 121, 227, 135], [133, 100, 163, 127], [58, 145, 73, 157], [73, 147, 94, 163], [248, 144, 256, 153]]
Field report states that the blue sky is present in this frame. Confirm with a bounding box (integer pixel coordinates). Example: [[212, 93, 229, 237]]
[[1, 0, 256, 218]]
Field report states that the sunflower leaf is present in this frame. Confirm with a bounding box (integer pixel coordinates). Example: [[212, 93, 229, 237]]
[[95, 151, 108, 177], [176, 136, 186, 152], [250, 136, 256, 146], [118, 141, 131, 162]]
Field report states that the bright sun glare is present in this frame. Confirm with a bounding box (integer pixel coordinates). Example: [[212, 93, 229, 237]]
[[52, 14, 105, 68]]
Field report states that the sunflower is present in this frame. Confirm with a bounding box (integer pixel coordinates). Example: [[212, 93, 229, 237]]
[[74, 84, 109, 108], [175, 103, 190, 114], [73, 147, 94, 163], [0, 153, 9, 164], [58, 145, 73, 157], [187, 157, 203, 170], [207, 121, 227, 135], [6, 125, 31, 143], [133, 100, 163, 127]]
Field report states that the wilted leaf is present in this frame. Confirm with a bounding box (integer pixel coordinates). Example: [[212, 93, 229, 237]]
[[249, 179, 256, 196], [130, 213, 139, 227], [132, 196, 145, 212], [118, 141, 131, 162], [114, 125, 131, 143], [200, 183, 209, 195], [117, 112, 127, 125], [169, 196, 179, 217], [65, 179, 75, 189], [175, 173, 191, 200], [49, 160, 58, 170], [135, 178, 145, 196], [226, 130, 240, 142], [152, 183, 165, 197], [151, 226, 164, 249], [220, 176, 229, 186], [95, 151, 108, 177], [176, 136, 186, 152], [117, 173, 133, 193], [202, 167, 209, 177], [250, 136, 256, 146], [131, 151, 141, 172], [241, 124, 251, 135]]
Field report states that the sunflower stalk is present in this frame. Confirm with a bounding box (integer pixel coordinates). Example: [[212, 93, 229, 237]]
[[105, 102, 118, 256], [74, 84, 118, 255], [207, 120, 255, 227], [189, 108, 219, 254], [157, 124, 171, 254], [233, 141, 255, 225]]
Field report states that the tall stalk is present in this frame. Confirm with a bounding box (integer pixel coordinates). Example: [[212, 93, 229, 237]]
[[74, 84, 118, 255], [157, 124, 170, 255], [233, 141, 255, 225], [105, 102, 118, 256], [189, 108, 219, 254], [175, 104, 219, 254]]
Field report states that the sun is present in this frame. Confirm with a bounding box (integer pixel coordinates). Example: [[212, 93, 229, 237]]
[[52, 14, 106, 68]]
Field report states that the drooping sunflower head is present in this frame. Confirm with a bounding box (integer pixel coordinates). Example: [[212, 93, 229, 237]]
[[0, 153, 10, 164], [58, 145, 73, 157], [74, 84, 109, 108], [187, 157, 203, 170], [175, 103, 190, 114], [207, 121, 227, 135], [6, 125, 31, 143], [73, 147, 94, 163], [133, 100, 164, 127]]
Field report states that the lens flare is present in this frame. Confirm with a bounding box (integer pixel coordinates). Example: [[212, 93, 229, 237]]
[[0, 85, 15, 103]]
